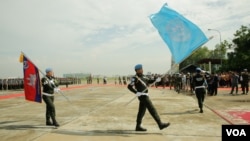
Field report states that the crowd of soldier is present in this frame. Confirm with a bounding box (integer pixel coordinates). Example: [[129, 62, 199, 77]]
[[0, 77, 81, 91], [151, 69, 249, 96], [0, 78, 24, 90]]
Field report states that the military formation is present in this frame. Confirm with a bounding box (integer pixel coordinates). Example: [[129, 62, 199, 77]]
[[0, 78, 24, 90], [0, 77, 80, 91], [1, 64, 249, 131]]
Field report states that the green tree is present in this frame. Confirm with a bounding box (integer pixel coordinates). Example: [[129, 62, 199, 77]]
[[225, 25, 250, 71], [179, 25, 250, 72], [215, 40, 229, 60], [180, 46, 211, 69]]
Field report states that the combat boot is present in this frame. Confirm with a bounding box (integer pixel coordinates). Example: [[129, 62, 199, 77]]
[[152, 112, 170, 130], [199, 108, 203, 113], [46, 121, 54, 126], [135, 125, 147, 131], [158, 122, 170, 130], [53, 122, 60, 127], [51, 116, 60, 127], [46, 117, 53, 126]]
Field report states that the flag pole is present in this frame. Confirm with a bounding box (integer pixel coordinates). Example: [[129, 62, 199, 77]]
[[124, 96, 137, 106], [20, 51, 71, 103]]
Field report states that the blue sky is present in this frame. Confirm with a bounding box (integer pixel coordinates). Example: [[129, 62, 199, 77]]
[[0, 0, 249, 78]]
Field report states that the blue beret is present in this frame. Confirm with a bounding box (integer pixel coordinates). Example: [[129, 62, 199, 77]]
[[134, 64, 142, 70], [45, 68, 53, 73]]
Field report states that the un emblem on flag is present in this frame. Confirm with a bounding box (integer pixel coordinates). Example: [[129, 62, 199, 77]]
[[165, 18, 191, 42]]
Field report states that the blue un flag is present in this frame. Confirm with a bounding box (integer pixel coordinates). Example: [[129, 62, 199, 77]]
[[150, 4, 208, 64]]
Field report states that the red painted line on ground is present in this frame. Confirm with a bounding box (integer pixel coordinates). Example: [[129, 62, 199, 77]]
[[206, 107, 234, 125]]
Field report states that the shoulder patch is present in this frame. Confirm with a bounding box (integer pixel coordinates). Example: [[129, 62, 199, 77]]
[[129, 77, 136, 85], [131, 78, 135, 82]]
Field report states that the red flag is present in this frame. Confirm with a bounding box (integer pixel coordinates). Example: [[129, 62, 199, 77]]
[[21, 54, 42, 103]]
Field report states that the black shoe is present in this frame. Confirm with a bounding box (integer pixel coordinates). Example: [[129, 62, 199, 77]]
[[53, 122, 60, 127], [159, 122, 170, 130], [200, 109, 203, 113], [135, 125, 147, 131], [46, 121, 54, 126]]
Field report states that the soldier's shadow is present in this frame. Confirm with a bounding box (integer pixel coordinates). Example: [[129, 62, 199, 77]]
[[0, 121, 53, 130], [53, 129, 163, 137], [161, 109, 199, 115]]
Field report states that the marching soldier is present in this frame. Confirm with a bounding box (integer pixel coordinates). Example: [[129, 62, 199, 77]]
[[241, 69, 249, 95], [192, 68, 207, 113], [127, 64, 170, 131], [41, 68, 60, 127], [123, 76, 127, 85], [118, 76, 122, 85], [230, 71, 239, 95]]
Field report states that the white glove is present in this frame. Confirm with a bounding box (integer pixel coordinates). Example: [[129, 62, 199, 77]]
[[156, 77, 161, 82], [136, 92, 141, 97], [54, 87, 60, 93], [136, 92, 149, 97], [49, 80, 55, 85]]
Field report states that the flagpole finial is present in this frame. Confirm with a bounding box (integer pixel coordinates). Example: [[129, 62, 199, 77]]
[[208, 36, 214, 40], [19, 53, 24, 63]]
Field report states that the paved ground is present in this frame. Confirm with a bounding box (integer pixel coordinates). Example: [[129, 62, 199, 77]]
[[0, 84, 250, 141]]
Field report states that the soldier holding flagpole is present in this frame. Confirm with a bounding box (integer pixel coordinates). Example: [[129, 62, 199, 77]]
[[41, 68, 60, 127], [127, 64, 170, 131]]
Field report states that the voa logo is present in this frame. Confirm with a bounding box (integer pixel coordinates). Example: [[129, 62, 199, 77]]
[[226, 129, 246, 136]]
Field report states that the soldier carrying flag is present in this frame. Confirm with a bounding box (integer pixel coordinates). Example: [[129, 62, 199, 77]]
[[20, 53, 60, 127], [127, 64, 170, 131], [41, 68, 60, 127]]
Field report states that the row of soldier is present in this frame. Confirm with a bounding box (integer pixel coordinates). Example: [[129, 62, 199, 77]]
[[0, 78, 24, 90], [0, 77, 81, 90]]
